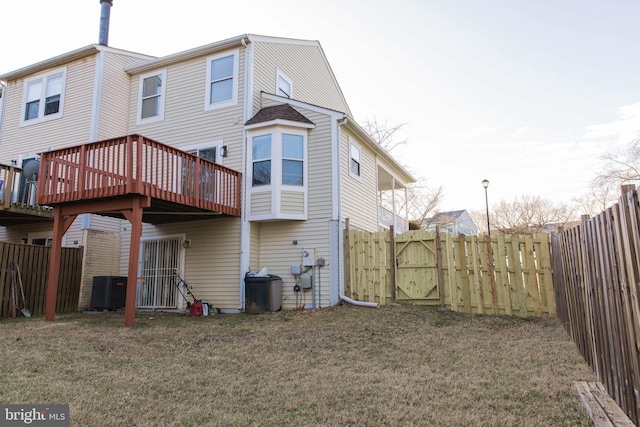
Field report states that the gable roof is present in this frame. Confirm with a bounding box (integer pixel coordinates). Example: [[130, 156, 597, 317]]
[[245, 104, 314, 126]]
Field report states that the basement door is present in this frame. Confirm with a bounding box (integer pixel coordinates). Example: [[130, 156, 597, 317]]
[[137, 237, 183, 309]]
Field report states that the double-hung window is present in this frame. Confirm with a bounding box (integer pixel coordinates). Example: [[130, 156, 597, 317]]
[[252, 135, 272, 186], [137, 70, 166, 125], [21, 68, 66, 125], [349, 141, 362, 178], [205, 50, 239, 110], [282, 134, 303, 186]]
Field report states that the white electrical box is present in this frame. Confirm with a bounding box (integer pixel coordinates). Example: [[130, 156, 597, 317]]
[[291, 264, 301, 275], [302, 248, 316, 266]]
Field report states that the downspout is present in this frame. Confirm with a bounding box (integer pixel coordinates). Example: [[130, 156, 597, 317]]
[[0, 81, 6, 135], [336, 117, 379, 308], [239, 36, 253, 311]]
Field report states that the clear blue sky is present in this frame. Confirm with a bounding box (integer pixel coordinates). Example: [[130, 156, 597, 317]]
[[2, 0, 639, 212]]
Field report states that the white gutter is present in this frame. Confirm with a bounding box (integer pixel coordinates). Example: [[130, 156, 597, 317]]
[[0, 81, 6, 135]]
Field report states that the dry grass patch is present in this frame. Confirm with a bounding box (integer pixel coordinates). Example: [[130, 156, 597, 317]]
[[0, 305, 595, 426]]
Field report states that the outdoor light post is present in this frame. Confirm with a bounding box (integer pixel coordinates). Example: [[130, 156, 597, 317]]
[[482, 179, 490, 236]]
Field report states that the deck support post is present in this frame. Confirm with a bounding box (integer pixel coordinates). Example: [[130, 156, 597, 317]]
[[45, 208, 77, 321], [121, 196, 146, 327]]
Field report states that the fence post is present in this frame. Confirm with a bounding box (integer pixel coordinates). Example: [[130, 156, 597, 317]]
[[485, 234, 499, 315], [435, 225, 446, 310], [390, 225, 396, 304]]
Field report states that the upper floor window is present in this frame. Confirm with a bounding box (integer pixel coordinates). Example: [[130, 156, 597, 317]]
[[137, 70, 167, 125], [276, 70, 293, 98], [21, 68, 66, 126], [349, 141, 361, 178], [205, 50, 239, 111], [252, 134, 272, 186]]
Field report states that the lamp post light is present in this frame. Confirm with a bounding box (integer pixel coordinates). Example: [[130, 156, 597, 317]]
[[482, 179, 490, 236]]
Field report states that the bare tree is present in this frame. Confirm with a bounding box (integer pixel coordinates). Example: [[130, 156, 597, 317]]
[[363, 117, 443, 225], [362, 116, 408, 153], [406, 180, 445, 229], [573, 181, 617, 217], [490, 195, 576, 234], [595, 137, 640, 187]]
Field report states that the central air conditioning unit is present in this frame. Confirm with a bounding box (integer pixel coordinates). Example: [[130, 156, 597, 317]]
[[91, 276, 127, 310]]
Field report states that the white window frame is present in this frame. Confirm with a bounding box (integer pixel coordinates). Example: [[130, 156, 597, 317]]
[[276, 69, 293, 99], [349, 138, 362, 180], [174, 140, 223, 193], [204, 49, 239, 111], [136, 69, 167, 125], [247, 126, 309, 220], [20, 67, 67, 126]]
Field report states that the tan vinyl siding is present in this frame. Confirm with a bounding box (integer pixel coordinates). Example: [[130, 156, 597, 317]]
[[97, 52, 149, 140], [281, 191, 304, 214], [0, 222, 53, 244], [79, 229, 121, 309], [340, 131, 378, 231], [119, 217, 242, 310], [127, 47, 246, 173], [251, 192, 272, 216], [0, 54, 98, 163], [87, 214, 125, 233], [251, 41, 349, 114], [249, 222, 260, 273], [248, 104, 335, 309], [256, 220, 332, 309]]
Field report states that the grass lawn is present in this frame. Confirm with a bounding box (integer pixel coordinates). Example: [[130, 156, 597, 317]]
[[0, 305, 595, 426]]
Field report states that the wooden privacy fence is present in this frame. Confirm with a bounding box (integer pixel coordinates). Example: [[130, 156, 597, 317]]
[[344, 223, 556, 317], [0, 242, 83, 317], [552, 185, 640, 425]]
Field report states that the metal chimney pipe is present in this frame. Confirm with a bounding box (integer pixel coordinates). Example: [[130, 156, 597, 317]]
[[98, 0, 113, 46]]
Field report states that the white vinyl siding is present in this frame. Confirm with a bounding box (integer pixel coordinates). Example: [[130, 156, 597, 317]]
[[251, 40, 350, 115]]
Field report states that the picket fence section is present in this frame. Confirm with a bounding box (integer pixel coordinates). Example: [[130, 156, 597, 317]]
[[552, 185, 640, 425], [0, 242, 83, 318], [344, 224, 555, 317]]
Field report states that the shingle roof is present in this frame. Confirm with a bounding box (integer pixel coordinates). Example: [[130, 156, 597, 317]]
[[245, 104, 314, 126], [427, 210, 466, 224]]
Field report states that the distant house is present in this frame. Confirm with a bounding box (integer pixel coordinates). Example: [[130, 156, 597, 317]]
[[425, 210, 477, 235]]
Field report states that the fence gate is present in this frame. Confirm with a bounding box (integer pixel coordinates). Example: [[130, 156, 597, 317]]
[[395, 232, 440, 304], [137, 237, 182, 309]]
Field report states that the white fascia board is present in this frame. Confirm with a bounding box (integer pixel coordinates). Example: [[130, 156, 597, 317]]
[[247, 34, 320, 47], [245, 119, 315, 130]]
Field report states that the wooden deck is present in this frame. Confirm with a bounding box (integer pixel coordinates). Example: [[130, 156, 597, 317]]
[[0, 163, 53, 226], [36, 134, 242, 223]]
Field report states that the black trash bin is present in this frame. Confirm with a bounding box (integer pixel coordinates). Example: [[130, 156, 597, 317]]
[[244, 274, 282, 313]]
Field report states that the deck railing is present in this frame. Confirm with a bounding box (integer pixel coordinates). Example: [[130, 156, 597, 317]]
[[36, 134, 242, 216]]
